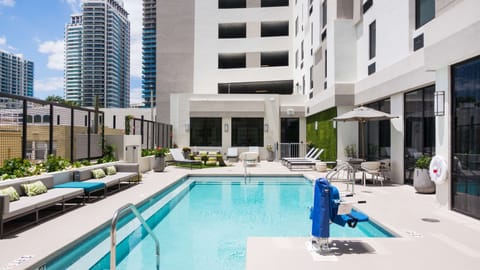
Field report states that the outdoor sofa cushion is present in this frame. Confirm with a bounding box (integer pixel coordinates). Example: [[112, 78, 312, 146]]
[[54, 182, 106, 193], [105, 166, 117, 175], [91, 168, 106, 179], [0, 187, 20, 202], [21, 181, 48, 196]]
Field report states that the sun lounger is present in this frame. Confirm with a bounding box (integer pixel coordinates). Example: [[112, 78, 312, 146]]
[[168, 148, 202, 169], [282, 148, 318, 164]]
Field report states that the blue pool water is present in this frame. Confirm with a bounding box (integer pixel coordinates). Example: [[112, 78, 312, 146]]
[[46, 176, 393, 270]]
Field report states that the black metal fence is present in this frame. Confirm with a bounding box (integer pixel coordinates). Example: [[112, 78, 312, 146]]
[[0, 93, 104, 166], [126, 116, 172, 150]]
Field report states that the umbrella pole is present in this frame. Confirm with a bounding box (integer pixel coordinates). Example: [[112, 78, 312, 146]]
[[360, 121, 365, 160]]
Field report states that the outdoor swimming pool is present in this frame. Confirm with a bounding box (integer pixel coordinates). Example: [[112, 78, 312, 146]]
[[45, 176, 393, 269]]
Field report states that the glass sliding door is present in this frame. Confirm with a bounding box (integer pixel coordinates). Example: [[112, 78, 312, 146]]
[[404, 85, 435, 185], [452, 56, 480, 219], [362, 99, 391, 161]]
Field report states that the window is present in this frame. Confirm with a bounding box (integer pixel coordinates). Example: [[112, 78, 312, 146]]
[[261, 51, 288, 67], [413, 34, 424, 51], [451, 56, 480, 219], [43, 115, 50, 123], [324, 49, 327, 78], [362, 99, 391, 161], [368, 62, 376, 75], [295, 50, 299, 68], [363, 0, 373, 13], [369, 21, 376, 59], [310, 66, 314, 89], [232, 118, 264, 147], [190, 118, 222, 146], [261, 21, 289, 37], [415, 0, 435, 29], [302, 75, 305, 95], [404, 85, 435, 185], [295, 17, 299, 36], [301, 40, 304, 60], [218, 0, 246, 9], [218, 53, 246, 69], [322, 1, 327, 28], [218, 23, 246, 39]]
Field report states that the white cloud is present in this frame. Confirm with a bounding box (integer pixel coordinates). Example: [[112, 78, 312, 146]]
[[61, 0, 81, 13], [0, 0, 15, 7], [129, 87, 144, 105], [0, 35, 6, 45], [35, 77, 64, 92], [123, 0, 142, 78], [38, 40, 64, 71]]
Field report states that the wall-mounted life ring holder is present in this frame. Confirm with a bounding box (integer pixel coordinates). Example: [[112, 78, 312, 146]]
[[429, 155, 448, 185]]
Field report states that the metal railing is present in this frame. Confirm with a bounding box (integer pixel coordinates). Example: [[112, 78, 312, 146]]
[[110, 203, 160, 270], [279, 143, 307, 159]]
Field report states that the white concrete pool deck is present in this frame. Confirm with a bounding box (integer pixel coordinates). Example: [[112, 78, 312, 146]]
[[0, 161, 479, 270]]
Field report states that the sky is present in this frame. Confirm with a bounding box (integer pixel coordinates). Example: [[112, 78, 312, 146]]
[[0, 0, 144, 105]]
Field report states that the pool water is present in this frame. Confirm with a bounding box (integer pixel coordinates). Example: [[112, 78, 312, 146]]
[[46, 176, 393, 270]]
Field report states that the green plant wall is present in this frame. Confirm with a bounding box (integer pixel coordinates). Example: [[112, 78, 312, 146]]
[[306, 107, 337, 161]]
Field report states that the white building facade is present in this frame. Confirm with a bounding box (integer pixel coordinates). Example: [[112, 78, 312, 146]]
[[297, 0, 480, 219], [156, 0, 307, 159]]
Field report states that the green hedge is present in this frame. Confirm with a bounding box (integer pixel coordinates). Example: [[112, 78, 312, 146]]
[[306, 107, 337, 162]]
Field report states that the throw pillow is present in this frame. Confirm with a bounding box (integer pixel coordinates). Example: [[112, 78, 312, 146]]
[[91, 168, 106, 179], [21, 181, 48, 197], [0, 186, 20, 201], [105, 166, 117, 175]]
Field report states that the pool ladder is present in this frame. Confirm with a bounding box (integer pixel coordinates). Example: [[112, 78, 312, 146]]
[[110, 203, 160, 270]]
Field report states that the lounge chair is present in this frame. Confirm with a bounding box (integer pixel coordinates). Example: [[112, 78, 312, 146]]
[[360, 161, 382, 186], [168, 149, 202, 169], [226, 147, 238, 162], [285, 149, 324, 167], [281, 148, 318, 164]]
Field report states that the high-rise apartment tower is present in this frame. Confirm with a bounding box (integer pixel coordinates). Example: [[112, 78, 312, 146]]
[[0, 50, 33, 107], [65, 0, 130, 108], [142, 0, 156, 108]]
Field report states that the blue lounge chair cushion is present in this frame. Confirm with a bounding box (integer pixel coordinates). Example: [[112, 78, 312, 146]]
[[54, 182, 105, 193]]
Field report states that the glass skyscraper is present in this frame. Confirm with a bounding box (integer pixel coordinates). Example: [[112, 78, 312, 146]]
[[142, 0, 156, 108], [65, 0, 130, 108], [0, 50, 33, 108]]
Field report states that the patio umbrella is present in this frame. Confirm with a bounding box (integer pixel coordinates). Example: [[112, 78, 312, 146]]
[[332, 106, 398, 159]]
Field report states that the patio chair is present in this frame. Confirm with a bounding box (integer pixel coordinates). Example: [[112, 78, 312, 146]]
[[239, 151, 259, 166], [168, 148, 202, 169], [226, 147, 238, 162], [249, 146, 260, 162], [360, 161, 382, 186]]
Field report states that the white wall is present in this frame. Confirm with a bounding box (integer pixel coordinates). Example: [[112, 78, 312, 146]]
[[194, 2, 292, 93]]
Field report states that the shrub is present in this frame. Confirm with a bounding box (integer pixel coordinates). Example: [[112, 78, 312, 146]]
[[98, 144, 116, 164], [44, 155, 71, 172], [154, 147, 169, 157], [415, 156, 432, 169], [0, 158, 34, 178]]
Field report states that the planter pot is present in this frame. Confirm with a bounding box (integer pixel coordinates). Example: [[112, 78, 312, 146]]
[[413, 168, 435, 194], [153, 156, 166, 172], [267, 151, 274, 162]]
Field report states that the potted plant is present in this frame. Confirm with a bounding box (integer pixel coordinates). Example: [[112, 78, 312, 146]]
[[182, 147, 191, 159], [344, 144, 357, 159], [413, 155, 435, 193], [266, 144, 274, 162], [153, 147, 169, 172]]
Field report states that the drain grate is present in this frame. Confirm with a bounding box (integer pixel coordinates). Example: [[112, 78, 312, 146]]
[[421, 218, 440, 223]]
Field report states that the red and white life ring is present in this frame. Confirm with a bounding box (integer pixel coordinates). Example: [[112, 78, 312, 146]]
[[429, 155, 448, 185]]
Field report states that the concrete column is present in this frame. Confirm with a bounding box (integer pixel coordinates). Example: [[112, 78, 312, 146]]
[[434, 66, 451, 208], [246, 52, 261, 68], [247, 21, 260, 38], [222, 117, 232, 154], [247, 0, 260, 8], [390, 93, 404, 184]]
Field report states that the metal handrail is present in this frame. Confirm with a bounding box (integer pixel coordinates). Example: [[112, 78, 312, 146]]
[[110, 203, 160, 270]]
